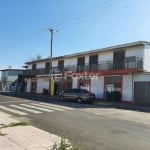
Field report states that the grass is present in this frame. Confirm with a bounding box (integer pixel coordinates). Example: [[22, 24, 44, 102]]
[[0, 131, 6, 136], [51, 138, 85, 150], [0, 121, 28, 136], [0, 121, 28, 129]]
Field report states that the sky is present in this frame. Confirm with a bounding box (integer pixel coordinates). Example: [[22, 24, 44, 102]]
[[0, 0, 150, 71]]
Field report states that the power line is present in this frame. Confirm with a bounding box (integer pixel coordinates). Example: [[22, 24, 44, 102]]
[[48, 0, 122, 29], [54, 0, 142, 32], [0, 0, 142, 51]]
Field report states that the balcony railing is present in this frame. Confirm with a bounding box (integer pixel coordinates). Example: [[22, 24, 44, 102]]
[[64, 57, 143, 72], [23, 68, 50, 77], [23, 67, 62, 77], [23, 57, 143, 77]]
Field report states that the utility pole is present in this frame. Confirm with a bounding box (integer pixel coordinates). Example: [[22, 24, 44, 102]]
[[48, 28, 53, 96]]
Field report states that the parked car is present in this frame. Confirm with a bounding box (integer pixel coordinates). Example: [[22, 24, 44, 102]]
[[59, 88, 95, 103]]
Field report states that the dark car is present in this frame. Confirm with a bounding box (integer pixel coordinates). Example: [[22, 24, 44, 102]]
[[59, 88, 95, 103]]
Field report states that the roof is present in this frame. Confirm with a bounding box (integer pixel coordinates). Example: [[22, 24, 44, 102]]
[[25, 41, 150, 65], [0, 69, 24, 72], [65, 41, 150, 57], [25, 56, 64, 65]]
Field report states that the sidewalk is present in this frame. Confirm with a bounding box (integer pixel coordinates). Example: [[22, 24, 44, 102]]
[[1, 92, 150, 112], [94, 101, 150, 112], [0, 112, 61, 150]]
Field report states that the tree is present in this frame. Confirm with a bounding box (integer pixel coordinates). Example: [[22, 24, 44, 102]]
[[27, 54, 42, 62]]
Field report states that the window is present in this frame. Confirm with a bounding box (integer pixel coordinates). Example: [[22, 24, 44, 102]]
[[32, 64, 36, 70], [77, 57, 85, 72], [89, 54, 98, 64], [113, 50, 125, 69], [58, 60, 64, 71], [45, 62, 50, 69], [72, 89, 81, 93], [89, 54, 98, 71]]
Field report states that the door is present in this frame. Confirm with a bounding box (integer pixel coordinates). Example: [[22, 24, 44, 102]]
[[113, 50, 125, 69], [63, 89, 73, 100], [106, 83, 121, 102], [31, 82, 37, 93], [134, 82, 150, 104], [106, 84, 114, 102]]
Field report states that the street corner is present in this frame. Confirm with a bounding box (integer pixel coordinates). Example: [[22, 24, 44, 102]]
[[0, 111, 61, 150], [0, 124, 70, 150], [1, 125, 61, 150]]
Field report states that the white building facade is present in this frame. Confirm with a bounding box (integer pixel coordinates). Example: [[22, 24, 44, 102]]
[[23, 41, 150, 104]]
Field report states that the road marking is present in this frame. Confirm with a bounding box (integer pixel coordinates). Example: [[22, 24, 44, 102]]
[[30, 103, 64, 111], [9, 105, 42, 114], [0, 106, 27, 115], [20, 104, 53, 112], [39, 102, 74, 110], [0, 101, 29, 104], [94, 112, 118, 115], [0, 111, 12, 116]]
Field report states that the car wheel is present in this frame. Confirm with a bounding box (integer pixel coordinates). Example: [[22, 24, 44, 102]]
[[77, 97, 82, 103], [60, 95, 64, 101]]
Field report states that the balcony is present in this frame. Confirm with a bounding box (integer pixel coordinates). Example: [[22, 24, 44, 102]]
[[23, 57, 143, 77], [64, 57, 143, 73], [23, 67, 61, 77], [23, 68, 50, 77]]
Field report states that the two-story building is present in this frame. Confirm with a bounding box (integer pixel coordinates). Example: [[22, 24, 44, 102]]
[[23, 41, 150, 104]]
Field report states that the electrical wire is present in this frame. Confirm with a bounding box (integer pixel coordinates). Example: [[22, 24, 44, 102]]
[[57, 0, 140, 32], [0, 0, 143, 51]]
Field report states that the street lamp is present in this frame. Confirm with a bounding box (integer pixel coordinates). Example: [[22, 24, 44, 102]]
[[48, 28, 53, 96], [48, 28, 57, 96]]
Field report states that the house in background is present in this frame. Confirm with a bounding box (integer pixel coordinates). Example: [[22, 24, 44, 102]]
[[23, 41, 150, 104], [0, 69, 23, 92]]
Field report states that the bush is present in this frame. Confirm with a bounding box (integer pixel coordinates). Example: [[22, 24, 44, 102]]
[[52, 138, 82, 150]]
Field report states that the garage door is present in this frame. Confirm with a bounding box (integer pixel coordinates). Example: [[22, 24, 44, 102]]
[[134, 82, 150, 104]]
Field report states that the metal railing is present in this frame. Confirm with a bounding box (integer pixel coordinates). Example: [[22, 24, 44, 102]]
[[23, 57, 143, 76], [64, 57, 143, 72]]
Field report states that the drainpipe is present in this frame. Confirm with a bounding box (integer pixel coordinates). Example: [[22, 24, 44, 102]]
[[132, 73, 134, 104]]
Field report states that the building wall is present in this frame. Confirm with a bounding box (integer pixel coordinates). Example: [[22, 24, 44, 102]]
[[143, 45, 150, 72], [72, 77, 78, 88], [64, 57, 77, 66], [37, 77, 49, 93], [125, 45, 144, 58], [134, 73, 150, 81], [52, 60, 58, 67], [122, 75, 133, 102], [28, 64, 32, 69], [85, 55, 89, 64], [91, 76, 104, 99], [36, 62, 45, 69], [99, 51, 113, 62]]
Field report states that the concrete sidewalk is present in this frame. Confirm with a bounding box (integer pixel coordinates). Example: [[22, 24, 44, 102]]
[[94, 101, 150, 112], [0, 112, 61, 150]]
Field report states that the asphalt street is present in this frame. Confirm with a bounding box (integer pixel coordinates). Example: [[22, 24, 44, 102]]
[[0, 93, 150, 150]]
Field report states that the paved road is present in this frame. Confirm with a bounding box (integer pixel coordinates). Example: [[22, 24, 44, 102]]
[[0, 93, 150, 150]]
